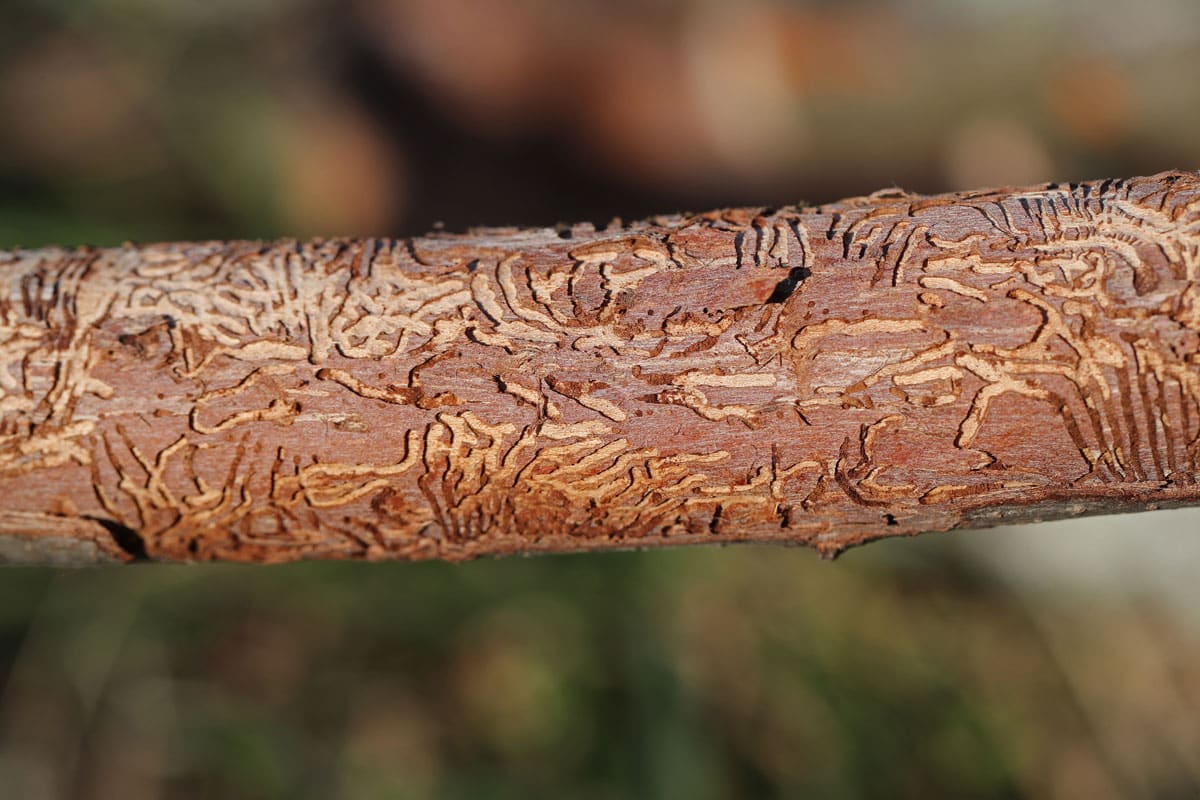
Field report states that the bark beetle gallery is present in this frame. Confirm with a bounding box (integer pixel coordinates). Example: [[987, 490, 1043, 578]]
[[1, 172, 1199, 564]]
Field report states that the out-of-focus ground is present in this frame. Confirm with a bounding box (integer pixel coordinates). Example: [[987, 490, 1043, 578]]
[[2, 1, 1200, 797]]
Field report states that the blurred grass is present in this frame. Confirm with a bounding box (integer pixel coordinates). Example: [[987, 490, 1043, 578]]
[[1, 530, 1198, 798]]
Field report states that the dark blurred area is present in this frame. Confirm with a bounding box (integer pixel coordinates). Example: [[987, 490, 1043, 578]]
[[6, 0, 1200, 246], [3, 1, 1200, 798]]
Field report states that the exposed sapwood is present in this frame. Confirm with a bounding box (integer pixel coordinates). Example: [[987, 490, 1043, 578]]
[[2, 172, 1199, 564]]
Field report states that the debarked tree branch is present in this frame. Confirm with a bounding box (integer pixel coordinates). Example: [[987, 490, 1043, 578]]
[[2, 171, 1200, 564]]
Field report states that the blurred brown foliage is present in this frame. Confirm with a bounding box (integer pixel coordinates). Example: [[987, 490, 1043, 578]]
[[4, 0, 1199, 244]]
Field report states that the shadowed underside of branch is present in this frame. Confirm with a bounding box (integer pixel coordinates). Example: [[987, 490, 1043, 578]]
[[2, 171, 1199, 564]]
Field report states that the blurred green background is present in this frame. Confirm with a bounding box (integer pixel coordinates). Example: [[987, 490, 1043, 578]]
[[3, 1, 1200, 797]]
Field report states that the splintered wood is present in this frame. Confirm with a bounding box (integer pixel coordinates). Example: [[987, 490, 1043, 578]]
[[2, 172, 1199, 564]]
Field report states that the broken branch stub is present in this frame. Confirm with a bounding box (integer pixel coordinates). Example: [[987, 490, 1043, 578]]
[[2, 171, 1199, 564]]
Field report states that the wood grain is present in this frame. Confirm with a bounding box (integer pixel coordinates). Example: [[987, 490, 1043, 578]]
[[2, 171, 1199, 564]]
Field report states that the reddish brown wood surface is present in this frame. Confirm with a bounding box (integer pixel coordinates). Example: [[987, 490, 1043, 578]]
[[2, 172, 1199, 564]]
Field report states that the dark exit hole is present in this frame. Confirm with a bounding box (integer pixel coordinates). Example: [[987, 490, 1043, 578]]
[[766, 265, 812, 304]]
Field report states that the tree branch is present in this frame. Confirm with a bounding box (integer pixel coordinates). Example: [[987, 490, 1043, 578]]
[[2, 171, 1199, 564]]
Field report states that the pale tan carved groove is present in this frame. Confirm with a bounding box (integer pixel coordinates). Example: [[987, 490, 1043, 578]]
[[1, 172, 1200, 563]]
